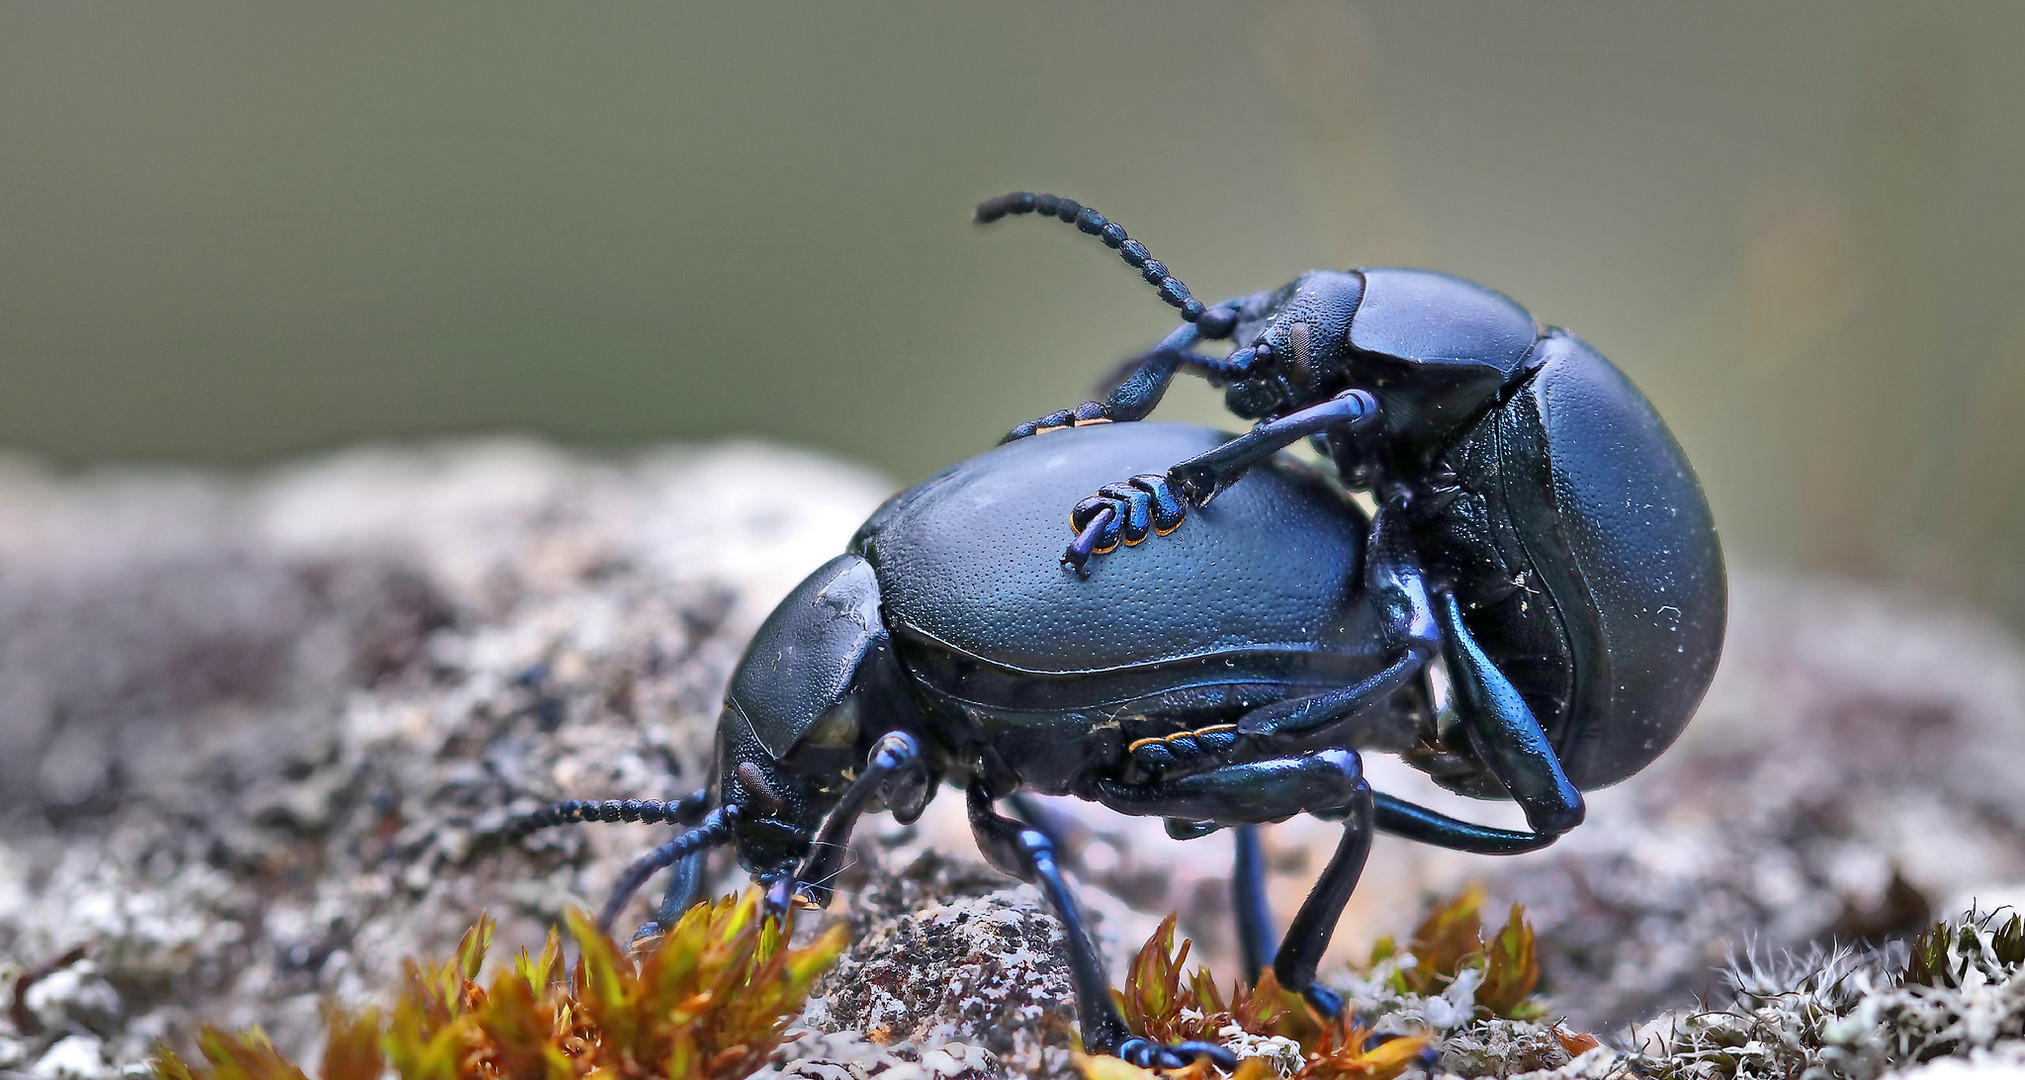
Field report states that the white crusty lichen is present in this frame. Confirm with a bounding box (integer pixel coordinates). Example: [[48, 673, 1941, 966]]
[[1637, 908, 2025, 1080]]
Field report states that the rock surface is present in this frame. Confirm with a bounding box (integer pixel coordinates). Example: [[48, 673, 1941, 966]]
[[0, 439, 2020, 1079]]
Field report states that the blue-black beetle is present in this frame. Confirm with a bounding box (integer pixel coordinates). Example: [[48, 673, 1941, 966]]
[[504, 420, 1666, 1070], [976, 192, 1726, 839]]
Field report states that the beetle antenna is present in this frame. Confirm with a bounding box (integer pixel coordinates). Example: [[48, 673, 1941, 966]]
[[974, 192, 1230, 333], [499, 787, 712, 842], [597, 805, 740, 931]]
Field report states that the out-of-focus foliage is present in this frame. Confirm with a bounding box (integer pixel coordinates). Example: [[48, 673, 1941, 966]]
[[151, 891, 846, 1080]]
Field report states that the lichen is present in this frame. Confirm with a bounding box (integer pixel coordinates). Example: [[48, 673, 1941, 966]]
[[1637, 908, 2025, 1080]]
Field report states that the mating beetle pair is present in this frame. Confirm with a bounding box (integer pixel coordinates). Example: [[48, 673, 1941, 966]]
[[503, 195, 1726, 1069]]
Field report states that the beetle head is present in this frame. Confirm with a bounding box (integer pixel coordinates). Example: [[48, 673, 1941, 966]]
[[1217, 271, 1368, 420], [713, 553, 918, 884], [713, 708, 836, 879]]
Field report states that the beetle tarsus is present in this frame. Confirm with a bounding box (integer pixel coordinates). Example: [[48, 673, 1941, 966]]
[[1062, 474, 1186, 572], [1115, 1037, 1240, 1071], [1062, 505, 1116, 574]]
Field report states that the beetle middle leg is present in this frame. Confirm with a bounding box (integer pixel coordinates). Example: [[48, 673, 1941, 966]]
[[966, 781, 1238, 1071], [1091, 748, 1375, 1017], [1232, 824, 1276, 984], [1235, 506, 1585, 839]]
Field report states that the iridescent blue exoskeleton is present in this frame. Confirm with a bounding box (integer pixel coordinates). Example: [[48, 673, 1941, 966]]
[[501, 413, 1717, 1070], [499, 195, 1724, 1070]]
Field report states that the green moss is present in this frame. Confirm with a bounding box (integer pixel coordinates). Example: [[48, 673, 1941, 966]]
[[152, 890, 846, 1080]]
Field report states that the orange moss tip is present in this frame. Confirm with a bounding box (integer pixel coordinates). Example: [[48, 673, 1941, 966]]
[[1372, 884, 1544, 1021], [1116, 912, 1313, 1051], [150, 889, 847, 1080], [1298, 1026, 1432, 1080], [1476, 903, 1542, 1020]]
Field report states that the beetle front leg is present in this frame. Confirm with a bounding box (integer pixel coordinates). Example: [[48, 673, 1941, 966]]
[[1061, 389, 1380, 572], [1166, 388, 1379, 506], [791, 731, 928, 909], [1062, 474, 1189, 573], [966, 782, 1237, 1071], [1003, 300, 1254, 442]]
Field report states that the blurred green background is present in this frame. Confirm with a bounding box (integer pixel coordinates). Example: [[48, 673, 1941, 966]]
[[3, 2, 2022, 622]]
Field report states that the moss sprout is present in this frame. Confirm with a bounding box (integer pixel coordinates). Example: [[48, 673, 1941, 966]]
[[1366, 883, 1543, 1022], [151, 889, 847, 1080]]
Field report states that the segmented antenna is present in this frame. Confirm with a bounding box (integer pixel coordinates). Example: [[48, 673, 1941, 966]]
[[598, 805, 740, 930], [974, 192, 1234, 336], [499, 787, 711, 841]]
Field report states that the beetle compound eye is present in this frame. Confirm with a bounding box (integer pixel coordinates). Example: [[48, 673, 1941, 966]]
[[735, 761, 784, 815], [1288, 322, 1314, 383]]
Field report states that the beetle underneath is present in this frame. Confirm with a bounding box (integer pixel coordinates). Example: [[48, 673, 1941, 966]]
[[501, 421, 1670, 1070]]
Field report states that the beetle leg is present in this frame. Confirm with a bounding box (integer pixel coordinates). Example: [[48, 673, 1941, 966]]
[[1371, 792, 1558, 854], [1238, 498, 1440, 744], [632, 845, 712, 945], [1166, 388, 1380, 506], [1004, 295, 1253, 444], [1007, 791, 1091, 865], [966, 782, 1237, 1071], [1089, 750, 1374, 1018], [1063, 505, 1118, 574], [1091, 747, 1366, 823], [1432, 591, 1586, 837], [1273, 787, 1375, 1018], [596, 806, 739, 931], [791, 731, 925, 909], [1094, 482, 1155, 544], [1066, 391, 1383, 569], [1232, 824, 1277, 985], [1062, 474, 1186, 571]]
